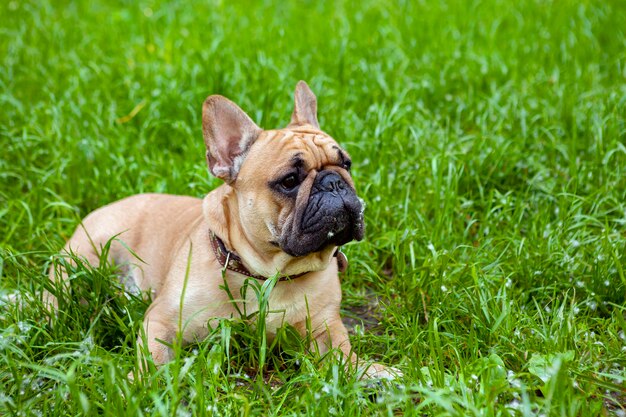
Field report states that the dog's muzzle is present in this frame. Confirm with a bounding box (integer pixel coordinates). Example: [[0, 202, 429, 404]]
[[281, 170, 364, 257]]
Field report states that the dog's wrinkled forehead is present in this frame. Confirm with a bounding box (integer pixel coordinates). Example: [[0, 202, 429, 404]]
[[266, 128, 351, 171]]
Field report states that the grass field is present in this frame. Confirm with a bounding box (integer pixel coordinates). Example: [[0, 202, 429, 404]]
[[2, 0, 626, 415]]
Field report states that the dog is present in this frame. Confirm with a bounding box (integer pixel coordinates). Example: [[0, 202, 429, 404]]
[[47, 81, 397, 379]]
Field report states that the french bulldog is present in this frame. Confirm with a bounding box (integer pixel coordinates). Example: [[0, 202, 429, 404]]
[[48, 81, 397, 379]]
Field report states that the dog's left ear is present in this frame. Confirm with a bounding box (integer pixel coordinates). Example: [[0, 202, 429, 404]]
[[202, 95, 262, 183], [289, 81, 319, 129]]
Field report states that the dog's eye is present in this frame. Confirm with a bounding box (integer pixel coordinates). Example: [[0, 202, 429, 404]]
[[343, 160, 352, 171], [280, 174, 300, 190]]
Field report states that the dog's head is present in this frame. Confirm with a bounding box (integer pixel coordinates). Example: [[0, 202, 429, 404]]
[[202, 81, 364, 266]]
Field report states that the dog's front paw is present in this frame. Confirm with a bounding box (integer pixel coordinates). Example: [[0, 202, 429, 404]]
[[358, 362, 403, 381]]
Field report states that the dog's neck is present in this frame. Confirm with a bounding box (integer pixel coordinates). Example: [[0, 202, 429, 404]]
[[202, 185, 336, 277]]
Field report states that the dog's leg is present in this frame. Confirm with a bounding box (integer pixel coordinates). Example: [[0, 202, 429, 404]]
[[313, 317, 353, 358], [314, 316, 401, 380], [134, 303, 177, 377]]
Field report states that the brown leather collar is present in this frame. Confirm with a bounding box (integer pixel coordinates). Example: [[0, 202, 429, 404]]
[[209, 231, 347, 281]]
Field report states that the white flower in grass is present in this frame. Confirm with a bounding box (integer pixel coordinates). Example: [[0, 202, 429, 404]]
[[509, 378, 521, 389], [0, 393, 13, 406], [79, 335, 94, 355], [0, 335, 9, 351], [507, 399, 522, 411], [441, 285, 448, 293], [176, 409, 191, 417]]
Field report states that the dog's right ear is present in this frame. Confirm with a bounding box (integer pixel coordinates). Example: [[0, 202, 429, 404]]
[[202, 95, 262, 183]]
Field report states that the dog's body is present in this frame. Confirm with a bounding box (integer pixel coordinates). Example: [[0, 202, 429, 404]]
[[59, 191, 346, 366], [49, 82, 394, 378]]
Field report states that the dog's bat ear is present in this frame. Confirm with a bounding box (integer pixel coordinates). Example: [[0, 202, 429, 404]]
[[202, 95, 262, 183], [289, 80, 319, 129]]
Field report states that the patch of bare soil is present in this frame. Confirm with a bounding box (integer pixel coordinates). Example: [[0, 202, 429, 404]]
[[342, 289, 385, 336]]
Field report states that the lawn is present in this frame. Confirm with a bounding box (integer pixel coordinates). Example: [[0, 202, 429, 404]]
[[1, 0, 626, 415]]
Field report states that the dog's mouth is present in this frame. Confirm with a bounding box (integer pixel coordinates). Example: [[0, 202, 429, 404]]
[[312, 221, 363, 252], [280, 224, 362, 258], [282, 223, 359, 257]]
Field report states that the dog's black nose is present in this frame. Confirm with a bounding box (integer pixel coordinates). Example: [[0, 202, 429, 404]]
[[315, 172, 346, 193]]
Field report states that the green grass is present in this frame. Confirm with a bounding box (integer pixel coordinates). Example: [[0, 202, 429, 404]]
[[2, 0, 626, 415]]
